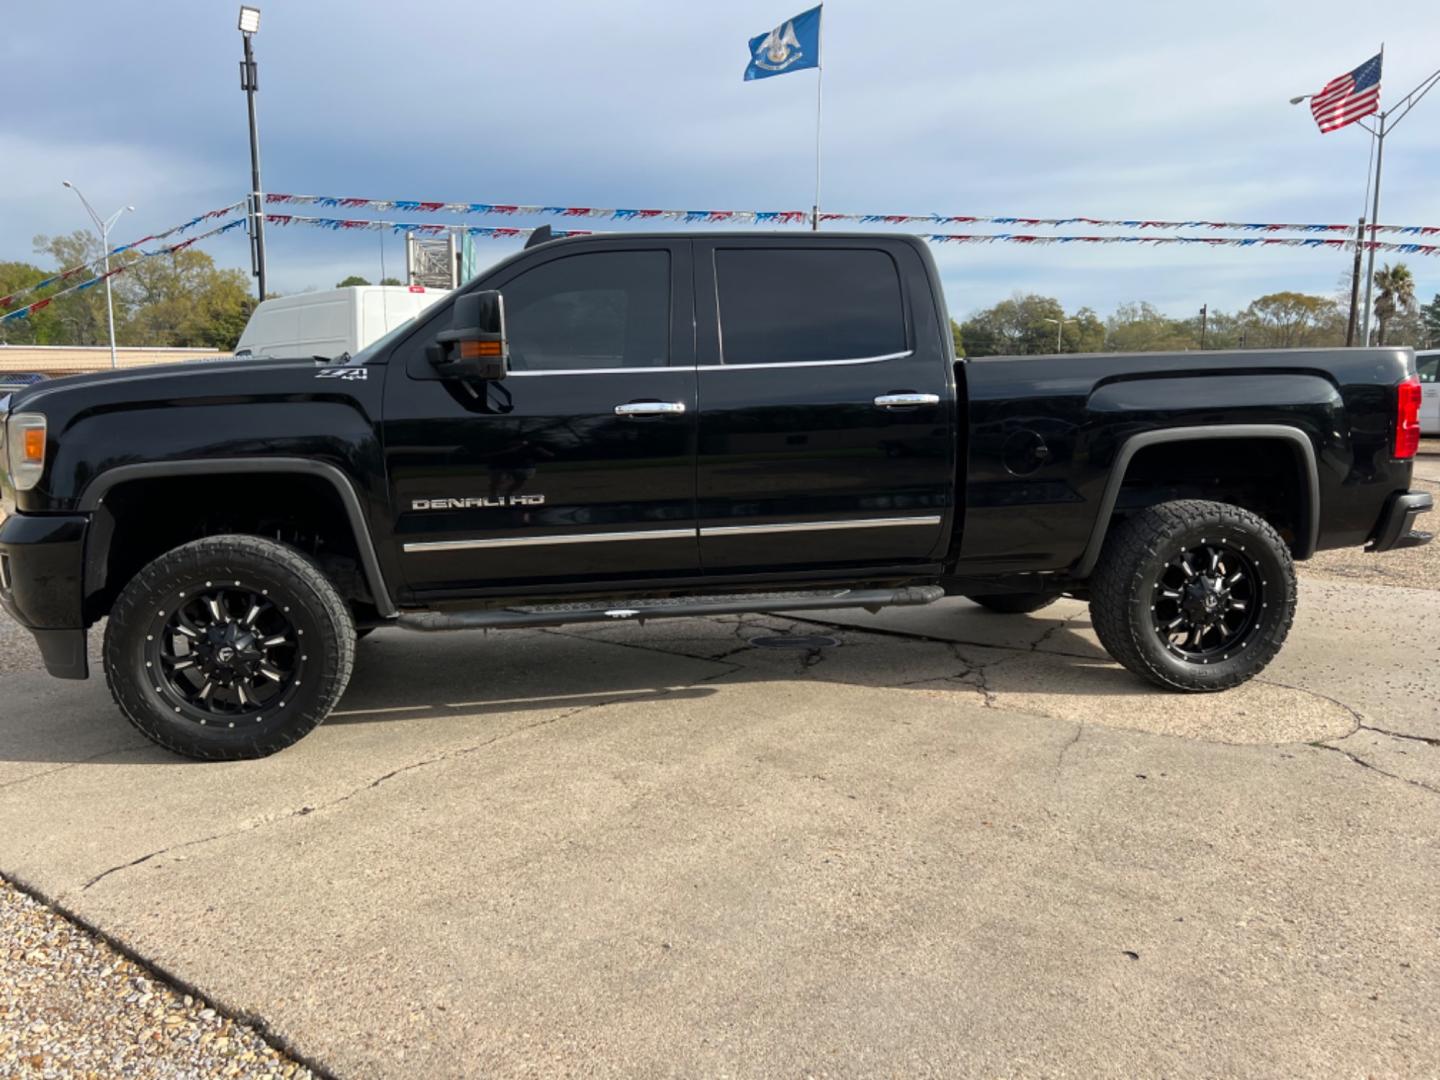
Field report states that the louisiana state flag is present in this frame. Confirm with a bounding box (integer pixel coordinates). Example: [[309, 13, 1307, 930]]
[[744, 5, 822, 81]]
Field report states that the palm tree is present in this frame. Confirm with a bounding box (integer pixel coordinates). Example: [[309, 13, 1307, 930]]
[[1373, 263, 1417, 346]]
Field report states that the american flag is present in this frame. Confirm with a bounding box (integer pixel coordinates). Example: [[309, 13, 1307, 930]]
[[1310, 53, 1382, 133]]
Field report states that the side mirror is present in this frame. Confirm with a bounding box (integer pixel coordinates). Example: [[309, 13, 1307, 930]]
[[431, 290, 509, 380]]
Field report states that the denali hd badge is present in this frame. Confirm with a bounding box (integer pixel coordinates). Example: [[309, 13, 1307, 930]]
[[412, 495, 546, 510]]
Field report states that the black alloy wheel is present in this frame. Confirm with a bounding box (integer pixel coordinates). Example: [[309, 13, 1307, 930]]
[[104, 534, 356, 759], [1150, 539, 1261, 664], [1089, 499, 1296, 692], [147, 582, 305, 726]]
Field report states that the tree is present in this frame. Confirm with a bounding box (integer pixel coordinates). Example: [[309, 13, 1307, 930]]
[[959, 293, 1066, 356], [336, 275, 371, 287], [1240, 292, 1343, 349], [1105, 301, 1196, 352], [950, 319, 966, 357], [1069, 307, 1107, 353], [0, 261, 65, 345], [1420, 294, 1440, 349], [116, 248, 256, 349], [1373, 263, 1417, 347], [379, 277, 403, 286], [32, 231, 112, 347]]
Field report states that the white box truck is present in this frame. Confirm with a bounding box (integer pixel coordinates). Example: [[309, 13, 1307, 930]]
[[233, 285, 449, 360]]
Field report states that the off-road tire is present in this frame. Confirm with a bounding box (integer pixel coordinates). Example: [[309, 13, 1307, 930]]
[[1089, 499, 1296, 692], [103, 535, 355, 759], [967, 592, 1060, 615]]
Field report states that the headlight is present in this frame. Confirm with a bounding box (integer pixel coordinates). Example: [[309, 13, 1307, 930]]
[[5, 412, 47, 491]]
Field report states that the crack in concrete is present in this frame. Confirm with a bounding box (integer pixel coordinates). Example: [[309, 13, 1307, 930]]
[[1255, 678, 1365, 735], [75, 685, 698, 895], [1055, 720, 1085, 775], [1358, 723, 1440, 748], [788, 613, 1098, 664], [0, 744, 156, 791], [1312, 743, 1440, 797], [1028, 609, 1090, 654]]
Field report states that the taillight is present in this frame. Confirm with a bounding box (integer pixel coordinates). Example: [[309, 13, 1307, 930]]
[[1395, 376, 1422, 459]]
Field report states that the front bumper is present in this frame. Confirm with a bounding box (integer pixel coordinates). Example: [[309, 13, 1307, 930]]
[[1367, 491, 1434, 553], [0, 511, 90, 679]]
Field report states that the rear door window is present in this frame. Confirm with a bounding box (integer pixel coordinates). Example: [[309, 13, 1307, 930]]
[[714, 249, 907, 365]]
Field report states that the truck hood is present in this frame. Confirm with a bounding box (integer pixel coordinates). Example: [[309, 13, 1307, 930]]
[[10, 355, 319, 406], [11, 355, 336, 414]]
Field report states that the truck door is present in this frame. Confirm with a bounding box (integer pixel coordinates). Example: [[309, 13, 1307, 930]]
[[380, 240, 699, 595], [693, 239, 954, 573]]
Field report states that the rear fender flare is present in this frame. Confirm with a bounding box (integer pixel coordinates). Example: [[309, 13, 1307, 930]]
[[78, 458, 396, 617], [1073, 424, 1319, 578]]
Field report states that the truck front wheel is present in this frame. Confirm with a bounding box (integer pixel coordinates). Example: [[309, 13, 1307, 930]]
[[1088, 500, 1296, 692], [103, 535, 356, 760]]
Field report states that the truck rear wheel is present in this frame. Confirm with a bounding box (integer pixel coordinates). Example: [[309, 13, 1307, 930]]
[[967, 593, 1059, 615], [103, 535, 356, 760], [1089, 500, 1296, 692]]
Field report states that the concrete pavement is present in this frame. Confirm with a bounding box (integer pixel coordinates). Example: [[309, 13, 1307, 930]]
[[2, 548, 1438, 1077]]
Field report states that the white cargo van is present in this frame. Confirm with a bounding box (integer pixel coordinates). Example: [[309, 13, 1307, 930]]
[[233, 285, 448, 360], [1417, 350, 1439, 437]]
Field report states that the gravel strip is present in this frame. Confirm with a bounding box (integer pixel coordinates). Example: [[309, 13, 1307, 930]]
[[1, 877, 317, 1079]]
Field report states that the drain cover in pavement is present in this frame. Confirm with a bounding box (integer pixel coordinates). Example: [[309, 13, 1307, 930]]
[[749, 635, 840, 650]]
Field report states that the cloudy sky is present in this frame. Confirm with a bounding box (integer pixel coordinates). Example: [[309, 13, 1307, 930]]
[[4, 0, 1438, 321]]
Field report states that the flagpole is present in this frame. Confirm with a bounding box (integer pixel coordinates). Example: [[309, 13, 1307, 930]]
[[812, 8, 824, 231], [1360, 43, 1384, 346]]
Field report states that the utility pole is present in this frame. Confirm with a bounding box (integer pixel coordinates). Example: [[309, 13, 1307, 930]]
[[1199, 304, 1208, 349], [1346, 217, 1365, 346], [239, 6, 267, 301]]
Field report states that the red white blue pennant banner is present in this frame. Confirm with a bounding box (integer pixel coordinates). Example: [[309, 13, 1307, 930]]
[[0, 218, 249, 324], [0, 201, 246, 311], [924, 233, 1440, 255], [263, 214, 592, 239], [266, 193, 1438, 237], [264, 212, 1440, 256]]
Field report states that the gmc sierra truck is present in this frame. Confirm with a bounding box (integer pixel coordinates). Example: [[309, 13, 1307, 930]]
[[0, 232, 1431, 759]]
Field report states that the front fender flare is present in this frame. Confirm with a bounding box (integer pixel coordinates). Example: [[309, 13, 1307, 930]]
[[77, 458, 396, 618]]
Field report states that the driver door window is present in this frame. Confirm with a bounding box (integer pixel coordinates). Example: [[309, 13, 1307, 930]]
[[504, 251, 670, 372]]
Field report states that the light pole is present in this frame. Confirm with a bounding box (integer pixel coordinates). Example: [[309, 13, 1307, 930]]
[[1291, 58, 1440, 345], [239, 5, 267, 300], [62, 181, 133, 370], [1043, 316, 1074, 353]]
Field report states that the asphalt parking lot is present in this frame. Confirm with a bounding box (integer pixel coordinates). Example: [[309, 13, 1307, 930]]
[[2, 450, 1437, 1078]]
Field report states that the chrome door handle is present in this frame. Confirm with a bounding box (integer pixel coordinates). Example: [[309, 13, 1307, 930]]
[[614, 400, 687, 417], [874, 393, 940, 408]]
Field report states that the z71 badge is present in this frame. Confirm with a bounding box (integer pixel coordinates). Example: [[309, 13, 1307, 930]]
[[412, 495, 546, 510], [315, 368, 368, 381]]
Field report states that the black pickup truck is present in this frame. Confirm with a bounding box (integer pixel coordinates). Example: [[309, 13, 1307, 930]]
[[0, 232, 1431, 758]]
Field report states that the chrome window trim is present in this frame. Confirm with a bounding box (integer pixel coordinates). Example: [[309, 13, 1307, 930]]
[[701, 515, 941, 537], [699, 350, 913, 371], [403, 514, 943, 553], [502, 350, 914, 377]]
